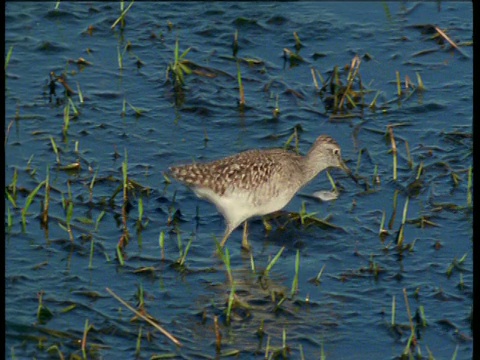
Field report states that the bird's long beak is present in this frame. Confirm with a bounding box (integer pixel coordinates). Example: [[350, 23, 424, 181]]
[[340, 160, 358, 183]]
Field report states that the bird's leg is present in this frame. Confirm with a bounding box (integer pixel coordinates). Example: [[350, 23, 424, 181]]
[[215, 229, 233, 257], [268, 211, 285, 230], [241, 221, 251, 251], [219, 221, 250, 251], [262, 217, 272, 233], [219, 227, 234, 248]]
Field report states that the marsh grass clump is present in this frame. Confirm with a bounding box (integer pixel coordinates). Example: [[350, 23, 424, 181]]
[[283, 47, 304, 67], [446, 253, 468, 279], [315, 56, 427, 119], [166, 38, 192, 91], [317, 55, 364, 116], [36, 290, 54, 324], [176, 233, 194, 269], [51, 72, 76, 97]]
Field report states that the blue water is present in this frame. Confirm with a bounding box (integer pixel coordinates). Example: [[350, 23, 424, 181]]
[[5, 2, 472, 359]]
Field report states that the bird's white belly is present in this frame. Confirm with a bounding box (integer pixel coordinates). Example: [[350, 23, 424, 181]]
[[192, 186, 293, 227]]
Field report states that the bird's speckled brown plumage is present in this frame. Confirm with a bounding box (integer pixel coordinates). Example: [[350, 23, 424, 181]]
[[170, 149, 302, 197]]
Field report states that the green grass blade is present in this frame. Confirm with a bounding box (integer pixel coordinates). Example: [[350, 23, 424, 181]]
[[291, 250, 300, 297], [76, 82, 84, 103], [174, 38, 179, 63], [7, 206, 13, 229], [116, 244, 125, 266], [22, 180, 46, 227], [416, 71, 425, 91], [50, 136, 60, 164], [43, 165, 50, 225], [379, 210, 386, 236], [236, 61, 245, 105], [226, 281, 236, 326], [326, 170, 337, 192], [63, 101, 70, 134], [315, 264, 326, 282], [401, 196, 410, 224], [159, 231, 165, 260], [66, 201, 74, 226], [250, 251, 256, 273], [5, 46, 14, 71], [451, 345, 459, 360], [117, 45, 123, 69], [138, 197, 143, 222], [179, 237, 193, 266], [90, 168, 99, 191], [467, 165, 472, 208], [89, 237, 95, 269], [176, 231, 183, 258], [224, 247, 233, 285], [11, 167, 18, 198], [94, 211, 105, 232], [178, 62, 192, 75], [122, 148, 128, 202], [135, 325, 142, 356], [5, 189, 17, 208], [264, 246, 285, 276], [111, 0, 135, 29], [122, 97, 127, 117], [391, 295, 396, 326], [396, 71, 402, 97], [127, 102, 144, 116], [68, 96, 79, 117], [180, 47, 191, 60]]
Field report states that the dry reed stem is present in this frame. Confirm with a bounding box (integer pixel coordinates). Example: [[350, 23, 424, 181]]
[[402, 288, 417, 345], [311, 68, 319, 90], [214, 315, 222, 351], [339, 55, 361, 109], [388, 126, 398, 180], [434, 26, 460, 51], [106, 288, 182, 347]]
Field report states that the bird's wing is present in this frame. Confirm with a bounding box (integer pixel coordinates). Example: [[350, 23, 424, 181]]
[[169, 149, 301, 196]]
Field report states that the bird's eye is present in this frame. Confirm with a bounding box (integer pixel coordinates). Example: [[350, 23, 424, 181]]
[[333, 149, 340, 155]]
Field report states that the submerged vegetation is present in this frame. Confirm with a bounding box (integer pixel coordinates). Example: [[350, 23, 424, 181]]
[[4, 2, 472, 359]]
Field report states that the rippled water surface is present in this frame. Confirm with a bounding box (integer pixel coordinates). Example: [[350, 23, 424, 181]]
[[5, 2, 473, 359]]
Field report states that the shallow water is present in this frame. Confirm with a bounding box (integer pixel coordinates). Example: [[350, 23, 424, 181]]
[[5, 2, 473, 359]]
